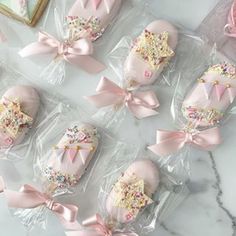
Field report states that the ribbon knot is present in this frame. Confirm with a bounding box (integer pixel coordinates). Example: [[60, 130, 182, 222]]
[[148, 127, 221, 156], [85, 77, 159, 119], [19, 31, 105, 74], [57, 40, 70, 55], [124, 91, 133, 103], [45, 199, 55, 210], [184, 131, 193, 143]]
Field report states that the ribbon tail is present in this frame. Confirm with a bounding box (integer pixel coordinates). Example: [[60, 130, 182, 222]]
[[53, 203, 80, 230], [85, 92, 122, 108], [148, 138, 185, 156], [65, 55, 106, 74], [19, 42, 58, 57], [128, 104, 158, 119]]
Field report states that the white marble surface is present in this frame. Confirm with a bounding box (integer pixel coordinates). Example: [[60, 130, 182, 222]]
[[1, 0, 236, 236]]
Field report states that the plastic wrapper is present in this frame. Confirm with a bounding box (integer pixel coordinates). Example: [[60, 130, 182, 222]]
[[0, 60, 60, 161], [147, 43, 236, 159], [34, 102, 126, 196], [85, 5, 206, 131], [197, 0, 236, 63], [0, 102, 127, 231], [17, 0, 138, 85], [65, 149, 189, 236]]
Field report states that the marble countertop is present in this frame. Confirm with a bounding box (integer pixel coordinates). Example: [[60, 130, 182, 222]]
[[1, 0, 236, 236]]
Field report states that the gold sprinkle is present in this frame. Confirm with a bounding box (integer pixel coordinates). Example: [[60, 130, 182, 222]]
[[198, 78, 205, 83]]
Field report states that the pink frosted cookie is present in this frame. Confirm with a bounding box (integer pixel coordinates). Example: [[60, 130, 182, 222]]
[[182, 63, 236, 127], [67, 0, 122, 41], [0, 86, 40, 149], [124, 20, 178, 89], [106, 160, 160, 223], [43, 124, 99, 189]]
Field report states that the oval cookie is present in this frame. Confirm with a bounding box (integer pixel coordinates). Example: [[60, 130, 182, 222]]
[[0, 85, 40, 148], [67, 0, 122, 41], [43, 123, 99, 189], [124, 20, 178, 89], [106, 159, 160, 223], [182, 62, 236, 127]]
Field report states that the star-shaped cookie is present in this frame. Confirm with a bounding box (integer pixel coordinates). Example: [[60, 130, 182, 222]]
[[114, 176, 153, 219], [134, 30, 174, 70], [0, 100, 33, 138]]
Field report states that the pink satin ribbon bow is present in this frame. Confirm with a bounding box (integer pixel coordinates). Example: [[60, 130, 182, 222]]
[[224, 0, 236, 37], [148, 127, 221, 156], [66, 214, 138, 236], [19, 31, 105, 74], [85, 77, 159, 119], [0, 177, 79, 229]]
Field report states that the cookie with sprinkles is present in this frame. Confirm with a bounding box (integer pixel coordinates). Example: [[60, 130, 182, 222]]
[[182, 62, 236, 127], [124, 20, 178, 89], [43, 123, 99, 190], [66, 0, 122, 41], [0, 86, 40, 148], [106, 159, 160, 223]]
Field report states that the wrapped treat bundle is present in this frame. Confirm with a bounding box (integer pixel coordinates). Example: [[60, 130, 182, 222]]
[[65, 152, 188, 236], [149, 48, 236, 157], [18, 0, 126, 85], [0, 61, 62, 160]]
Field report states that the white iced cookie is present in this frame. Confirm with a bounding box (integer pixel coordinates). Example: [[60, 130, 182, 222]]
[[124, 20, 178, 89], [43, 124, 99, 189], [106, 160, 160, 223], [67, 0, 122, 41], [0, 85, 40, 149]]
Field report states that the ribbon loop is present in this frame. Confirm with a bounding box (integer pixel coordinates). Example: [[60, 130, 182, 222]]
[[148, 127, 221, 156], [19, 31, 105, 74], [86, 77, 159, 119]]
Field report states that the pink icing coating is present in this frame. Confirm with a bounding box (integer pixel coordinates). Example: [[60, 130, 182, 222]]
[[44, 124, 99, 188], [124, 20, 178, 88], [0, 85, 40, 148], [68, 0, 122, 41], [182, 63, 236, 127], [106, 159, 160, 224]]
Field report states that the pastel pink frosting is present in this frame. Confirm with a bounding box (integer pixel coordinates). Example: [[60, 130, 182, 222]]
[[106, 159, 160, 224], [124, 20, 178, 89], [0, 85, 40, 148], [182, 63, 236, 127], [44, 124, 99, 188], [67, 0, 122, 41]]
